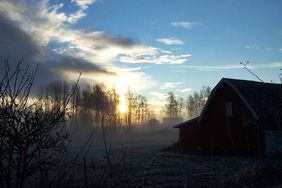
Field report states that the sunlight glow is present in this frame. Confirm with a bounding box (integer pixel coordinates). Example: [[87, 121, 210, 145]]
[[115, 76, 129, 113], [119, 97, 127, 113]]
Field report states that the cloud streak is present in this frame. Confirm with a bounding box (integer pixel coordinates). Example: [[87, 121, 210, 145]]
[[171, 21, 202, 29], [176, 88, 192, 93], [156, 38, 184, 45], [160, 82, 182, 90], [177, 63, 282, 71], [149, 92, 167, 99], [120, 53, 191, 64], [245, 45, 259, 49]]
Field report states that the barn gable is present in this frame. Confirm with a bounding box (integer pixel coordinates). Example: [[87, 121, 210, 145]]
[[198, 78, 282, 127]]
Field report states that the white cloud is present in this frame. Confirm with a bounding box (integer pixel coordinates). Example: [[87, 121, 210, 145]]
[[177, 62, 282, 71], [156, 38, 184, 45], [245, 45, 259, 49], [171, 21, 202, 29], [265, 62, 282, 68], [0, 0, 89, 45], [150, 92, 167, 99], [178, 65, 242, 71], [117, 67, 142, 72], [71, 0, 96, 9], [161, 50, 172, 54], [67, 9, 87, 23], [112, 68, 158, 93], [147, 100, 166, 110], [177, 88, 192, 93], [119, 53, 191, 64], [148, 92, 168, 110], [160, 82, 182, 90]]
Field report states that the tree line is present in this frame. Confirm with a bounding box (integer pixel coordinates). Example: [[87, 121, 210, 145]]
[[163, 86, 211, 120], [38, 81, 152, 127], [38, 80, 211, 126]]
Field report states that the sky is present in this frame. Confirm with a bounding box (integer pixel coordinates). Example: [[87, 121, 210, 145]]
[[0, 0, 282, 112]]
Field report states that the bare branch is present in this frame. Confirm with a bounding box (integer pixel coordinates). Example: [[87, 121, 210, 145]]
[[240, 61, 264, 82]]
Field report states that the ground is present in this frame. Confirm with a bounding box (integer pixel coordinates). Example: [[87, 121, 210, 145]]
[[67, 123, 282, 187]]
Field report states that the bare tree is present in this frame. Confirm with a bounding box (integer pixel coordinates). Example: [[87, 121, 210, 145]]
[[0, 59, 79, 188], [135, 95, 149, 125], [125, 88, 134, 127], [106, 88, 120, 128], [164, 92, 180, 118], [186, 86, 211, 119]]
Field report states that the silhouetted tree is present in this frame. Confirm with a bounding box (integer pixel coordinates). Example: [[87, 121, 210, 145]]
[[71, 85, 81, 118], [106, 88, 120, 127], [125, 88, 134, 127], [0, 59, 79, 188], [78, 83, 124, 127], [164, 92, 183, 118], [39, 80, 71, 113], [81, 85, 93, 112], [135, 95, 149, 125], [177, 97, 185, 117], [186, 86, 211, 119]]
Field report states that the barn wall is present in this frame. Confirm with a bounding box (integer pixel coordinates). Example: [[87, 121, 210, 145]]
[[179, 121, 204, 151], [200, 83, 259, 155]]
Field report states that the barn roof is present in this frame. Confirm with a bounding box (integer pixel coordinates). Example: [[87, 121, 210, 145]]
[[176, 78, 282, 128], [173, 117, 198, 128], [200, 78, 282, 124]]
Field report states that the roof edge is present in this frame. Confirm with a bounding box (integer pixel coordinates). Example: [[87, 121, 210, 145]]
[[173, 117, 199, 128], [198, 78, 259, 123]]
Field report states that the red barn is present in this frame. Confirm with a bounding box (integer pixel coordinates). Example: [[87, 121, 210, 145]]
[[174, 78, 282, 155]]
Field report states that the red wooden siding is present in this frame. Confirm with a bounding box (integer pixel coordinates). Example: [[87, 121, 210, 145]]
[[179, 83, 261, 155]]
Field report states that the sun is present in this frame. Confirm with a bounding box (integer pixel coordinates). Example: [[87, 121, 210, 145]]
[[119, 99, 127, 113], [115, 79, 128, 113]]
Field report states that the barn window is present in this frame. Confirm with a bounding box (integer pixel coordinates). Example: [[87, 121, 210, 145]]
[[225, 102, 232, 116]]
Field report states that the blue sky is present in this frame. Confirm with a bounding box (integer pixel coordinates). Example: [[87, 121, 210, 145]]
[[0, 0, 282, 111]]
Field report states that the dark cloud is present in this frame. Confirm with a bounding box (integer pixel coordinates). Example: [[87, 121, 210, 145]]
[[104, 34, 139, 48], [0, 12, 43, 61], [0, 11, 113, 91], [48, 55, 112, 74], [88, 32, 140, 50]]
